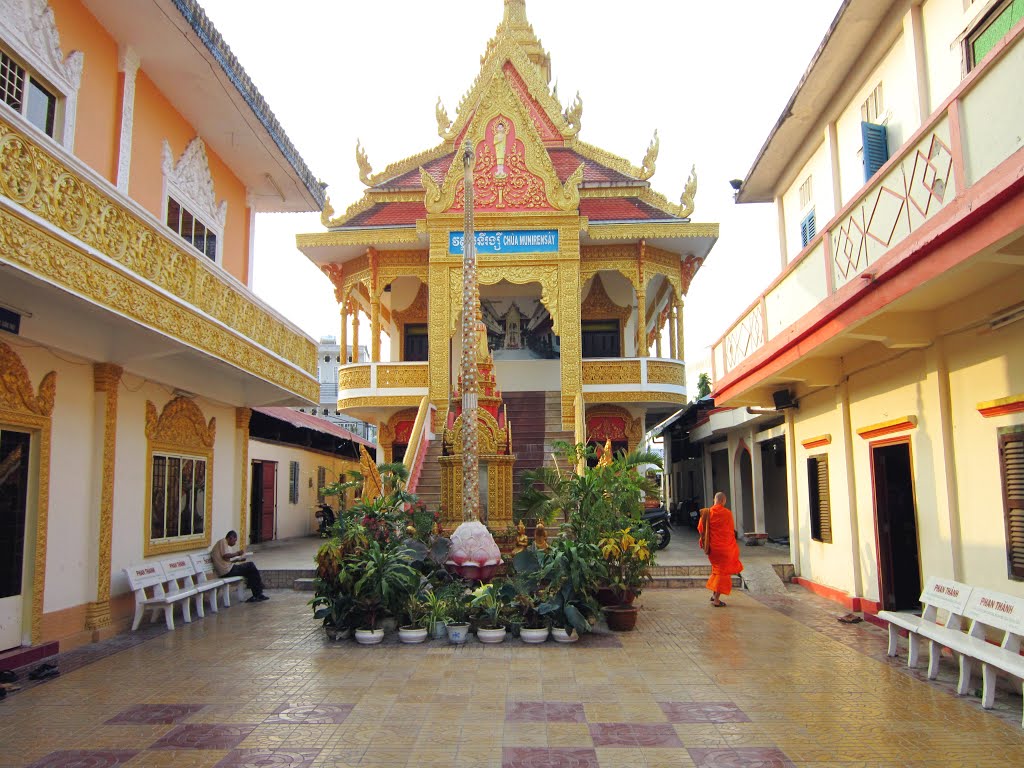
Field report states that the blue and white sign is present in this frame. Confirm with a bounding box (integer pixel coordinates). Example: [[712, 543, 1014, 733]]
[[449, 230, 559, 255]]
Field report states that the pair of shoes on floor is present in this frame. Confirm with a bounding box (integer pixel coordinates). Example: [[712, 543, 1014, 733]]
[[28, 663, 58, 681], [837, 612, 863, 624], [245, 594, 270, 603], [0, 670, 16, 683], [712, 601, 727, 607]]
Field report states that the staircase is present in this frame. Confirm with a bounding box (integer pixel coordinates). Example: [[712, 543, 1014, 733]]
[[415, 438, 444, 511], [503, 391, 575, 500]]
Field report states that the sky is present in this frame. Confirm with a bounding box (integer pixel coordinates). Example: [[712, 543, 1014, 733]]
[[200, 0, 844, 379]]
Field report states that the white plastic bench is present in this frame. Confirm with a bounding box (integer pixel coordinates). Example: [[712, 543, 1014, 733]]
[[878, 576, 972, 677], [189, 551, 243, 608], [162, 555, 218, 618], [125, 562, 197, 631], [957, 587, 1024, 726]]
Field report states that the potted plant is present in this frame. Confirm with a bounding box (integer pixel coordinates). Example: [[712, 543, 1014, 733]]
[[500, 576, 549, 643], [442, 582, 471, 644], [598, 527, 654, 631], [470, 582, 507, 643], [513, 540, 604, 643], [422, 589, 451, 640], [398, 594, 429, 643], [345, 541, 419, 645]]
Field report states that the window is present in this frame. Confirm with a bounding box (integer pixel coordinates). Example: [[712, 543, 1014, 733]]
[[166, 197, 217, 261], [317, 466, 327, 503], [403, 324, 429, 361], [289, 461, 300, 504], [1000, 428, 1024, 579], [150, 453, 207, 545], [1, 48, 58, 138], [799, 209, 817, 248], [969, 0, 1024, 69], [860, 82, 885, 124], [582, 320, 621, 358], [807, 455, 832, 543], [799, 176, 813, 210], [861, 122, 889, 182]]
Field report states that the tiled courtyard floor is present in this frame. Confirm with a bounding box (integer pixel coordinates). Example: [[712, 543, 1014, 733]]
[[1, 587, 1023, 768]]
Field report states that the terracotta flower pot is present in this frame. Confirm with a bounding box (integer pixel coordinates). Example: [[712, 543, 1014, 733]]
[[604, 605, 639, 632]]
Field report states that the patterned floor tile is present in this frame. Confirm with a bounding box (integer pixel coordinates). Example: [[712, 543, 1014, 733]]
[[263, 704, 353, 725], [660, 702, 751, 724], [502, 746, 599, 768], [589, 723, 683, 748], [688, 747, 796, 767], [24, 751, 139, 768], [105, 703, 207, 725], [213, 748, 320, 767], [507, 702, 587, 723], [151, 724, 259, 750]]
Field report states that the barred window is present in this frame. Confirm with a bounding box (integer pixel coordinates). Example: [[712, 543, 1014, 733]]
[[289, 461, 300, 504], [167, 197, 218, 261], [317, 466, 327, 503], [150, 453, 207, 545], [807, 454, 832, 543], [1000, 429, 1024, 579], [1, 48, 58, 138]]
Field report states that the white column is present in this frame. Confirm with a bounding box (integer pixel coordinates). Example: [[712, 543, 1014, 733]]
[[750, 430, 766, 534], [775, 195, 788, 270], [115, 47, 140, 193]]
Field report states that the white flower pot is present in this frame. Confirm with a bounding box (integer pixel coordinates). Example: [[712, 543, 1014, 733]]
[[354, 628, 385, 645], [551, 626, 578, 643], [476, 626, 507, 644], [428, 621, 447, 640], [399, 626, 428, 644], [446, 622, 470, 644], [520, 626, 550, 644]]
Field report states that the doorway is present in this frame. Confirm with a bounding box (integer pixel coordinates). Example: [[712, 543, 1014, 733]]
[[738, 448, 754, 534], [872, 441, 921, 611], [250, 460, 277, 544], [0, 429, 31, 651]]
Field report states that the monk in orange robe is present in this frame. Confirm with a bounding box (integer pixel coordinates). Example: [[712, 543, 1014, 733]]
[[697, 492, 743, 607]]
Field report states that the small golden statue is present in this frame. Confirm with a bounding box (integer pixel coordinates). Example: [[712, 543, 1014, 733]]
[[406, 524, 417, 537], [534, 520, 549, 550], [511, 520, 529, 555], [597, 438, 613, 468]]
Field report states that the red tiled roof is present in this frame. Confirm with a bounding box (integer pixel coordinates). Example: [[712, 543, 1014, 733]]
[[253, 407, 373, 447], [374, 154, 453, 190], [579, 197, 674, 222], [344, 201, 426, 227], [548, 148, 638, 185]]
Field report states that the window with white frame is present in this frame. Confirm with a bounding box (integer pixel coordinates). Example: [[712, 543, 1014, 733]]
[[1, 47, 58, 137], [162, 138, 227, 264], [150, 452, 207, 544], [166, 196, 218, 261], [860, 82, 885, 124], [968, 0, 1024, 69]]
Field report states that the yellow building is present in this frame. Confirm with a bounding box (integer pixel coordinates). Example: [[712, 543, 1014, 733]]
[[710, 0, 1024, 616], [0, 0, 323, 654], [297, 0, 718, 513]]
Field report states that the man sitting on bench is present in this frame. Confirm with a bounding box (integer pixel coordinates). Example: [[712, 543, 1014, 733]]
[[211, 531, 268, 602]]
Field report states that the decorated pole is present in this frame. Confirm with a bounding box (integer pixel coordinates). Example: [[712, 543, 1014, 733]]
[[460, 140, 481, 522]]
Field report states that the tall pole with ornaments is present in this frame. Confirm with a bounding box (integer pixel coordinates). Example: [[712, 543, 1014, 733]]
[[460, 140, 481, 522]]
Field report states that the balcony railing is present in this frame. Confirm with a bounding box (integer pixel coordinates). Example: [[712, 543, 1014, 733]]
[[582, 357, 686, 404], [712, 22, 1024, 382], [336, 362, 429, 409], [0, 116, 317, 400]]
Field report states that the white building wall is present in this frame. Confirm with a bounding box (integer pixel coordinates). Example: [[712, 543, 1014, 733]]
[[781, 140, 834, 263], [921, 0, 975, 110]]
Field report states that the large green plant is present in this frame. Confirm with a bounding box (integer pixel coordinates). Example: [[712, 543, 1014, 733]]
[[512, 538, 606, 635], [342, 541, 420, 630], [516, 441, 663, 545]]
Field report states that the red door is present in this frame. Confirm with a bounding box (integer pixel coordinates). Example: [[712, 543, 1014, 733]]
[[259, 462, 277, 542]]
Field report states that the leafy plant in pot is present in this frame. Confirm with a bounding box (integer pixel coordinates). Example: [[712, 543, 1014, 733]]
[[440, 582, 471, 644], [499, 575, 550, 643], [470, 582, 507, 643], [597, 526, 654, 631], [422, 589, 451, 640], [398, 594, 430, 644], [514, 539, 604, 642], [344, 541, 419, 645]]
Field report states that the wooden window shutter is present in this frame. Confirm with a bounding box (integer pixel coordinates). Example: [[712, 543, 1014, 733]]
[[289, 461, 300, 504], [807, 455, 832, 543], [1000, 431, 1024, 579], [861, 122, 889, 181]]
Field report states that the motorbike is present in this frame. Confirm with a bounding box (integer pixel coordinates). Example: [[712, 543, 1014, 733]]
[[642, 505, 672, 550], [315, 504, 336, 538]]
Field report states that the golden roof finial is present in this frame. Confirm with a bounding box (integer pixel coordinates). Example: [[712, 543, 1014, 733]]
[[503, 0, 529, 26], [356, 139, 373, 187], [639, 130, 659, 181], [563, 91, 582, 135], [485, 0, 551, 83], [678, 164, 697, 219], [436, 97, 451, 138]]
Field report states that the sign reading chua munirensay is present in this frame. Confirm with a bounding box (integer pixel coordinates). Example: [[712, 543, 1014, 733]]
[[449, 229, 558, 255]]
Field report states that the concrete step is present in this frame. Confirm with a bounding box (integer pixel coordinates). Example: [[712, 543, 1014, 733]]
[[648, 575, 743, 589], [293, 578, 317, 592]]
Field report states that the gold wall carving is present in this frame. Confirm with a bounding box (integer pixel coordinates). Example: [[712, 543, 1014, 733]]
[[377, 364, 429, 389], [438, 454, 515, 531], [338, 366, 372, 391], [337, 395, 421, 410], [86, 363, 122, 631], [428, 262, 451, 409], [558, 257, 582, 428], [376, 252, 429, 298], [298, 228, 422, 249], [584, 390, 687, 406], [0, 118, 316, 382], [586, 222, 719, 240], [143, 397, 215, 557], [585, 405, 643, 451], [236, 407, 251, 545], [647, 360, 685, 387], [0, 340, 54, 645], [582, 360, 642, 385]]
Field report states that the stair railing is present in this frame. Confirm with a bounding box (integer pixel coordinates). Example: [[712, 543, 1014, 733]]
[[404, 395, 433, 494]]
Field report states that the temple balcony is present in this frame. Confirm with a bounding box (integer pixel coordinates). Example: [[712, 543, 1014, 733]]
[[711, 23, 1024, 406], [0, 116, 318, 406], [336, 362, 430, 418], [582, 357, 687, 410]]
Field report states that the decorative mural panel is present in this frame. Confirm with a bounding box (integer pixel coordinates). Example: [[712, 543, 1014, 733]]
[[724, 306, 764, 372], [481, 296, 558, 360]]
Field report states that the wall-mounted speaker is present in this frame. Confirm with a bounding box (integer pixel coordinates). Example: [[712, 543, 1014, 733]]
[[772, 389, 798, 411]]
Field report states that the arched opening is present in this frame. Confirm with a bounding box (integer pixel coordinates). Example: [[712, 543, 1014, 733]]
[[737, 445, 754, 534]]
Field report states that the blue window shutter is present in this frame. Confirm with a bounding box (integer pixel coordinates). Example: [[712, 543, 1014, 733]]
[[800, 209, 816, 248], [862, 121, 889, 181]]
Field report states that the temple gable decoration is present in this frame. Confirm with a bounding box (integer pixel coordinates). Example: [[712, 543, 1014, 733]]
[[421, 71, 583, 215]]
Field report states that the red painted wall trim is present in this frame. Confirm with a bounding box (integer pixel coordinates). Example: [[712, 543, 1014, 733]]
[[800, 434, 832, 449], [978, 395, 1024, 418], [856, 417, 918, 441]]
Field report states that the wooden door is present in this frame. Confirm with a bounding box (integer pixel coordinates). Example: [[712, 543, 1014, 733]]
[[872, 442, 921, 610], [259, 461, 277, 542], [0, 429, 31, 651]]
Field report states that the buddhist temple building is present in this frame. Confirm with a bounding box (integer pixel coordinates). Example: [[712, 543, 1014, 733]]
[[297, 0, 719, 513]]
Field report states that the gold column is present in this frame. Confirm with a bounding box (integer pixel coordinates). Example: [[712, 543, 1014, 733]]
[[668, 303, 678, 359], [339, 301, 348, 364], [655, 315, 663, 358], [237, 407, 251, 545], [85, 363, 122, 634], [351, 306, 360, 363], [428, 263, 450, 411], [370, 296, 381, 363], [675, 298, 685, 361], [636, 293, 647, 358]]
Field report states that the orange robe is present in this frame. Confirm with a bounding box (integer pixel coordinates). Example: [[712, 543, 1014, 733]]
[[698, 503, 743, 595]]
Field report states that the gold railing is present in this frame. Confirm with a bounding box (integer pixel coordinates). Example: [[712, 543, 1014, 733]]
[[582, 359, 642, 385], [377, 363, 429, 389], [647, 360, 686, 387], [403, 395, 431, 476], [337, 365, 372, 391], [0, 116, 317, 397]]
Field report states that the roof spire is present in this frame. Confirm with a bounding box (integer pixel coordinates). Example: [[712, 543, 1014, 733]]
[[503, 0, 529, 27], [484, 0, 552, 83]]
